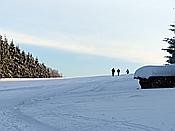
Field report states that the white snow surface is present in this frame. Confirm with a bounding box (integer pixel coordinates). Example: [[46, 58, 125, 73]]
[[134, 64, 175, 79], [0, 75, 175, 131]]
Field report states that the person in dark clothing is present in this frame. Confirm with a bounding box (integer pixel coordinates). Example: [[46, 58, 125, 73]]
[[126, 69, 129, 74], [111, 68, 115, 77], [117, 69, 120, 76]]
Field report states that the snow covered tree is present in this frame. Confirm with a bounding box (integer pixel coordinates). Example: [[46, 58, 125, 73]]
[[162, 24, 175, 64]]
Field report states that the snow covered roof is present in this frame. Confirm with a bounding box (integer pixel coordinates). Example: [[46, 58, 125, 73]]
[[134, 64, 175, 79]]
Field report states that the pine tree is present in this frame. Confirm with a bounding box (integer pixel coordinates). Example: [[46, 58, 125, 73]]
[[0, 35, 62, 78], [0, 35, 3, 78], [162, 24, 175, 64]]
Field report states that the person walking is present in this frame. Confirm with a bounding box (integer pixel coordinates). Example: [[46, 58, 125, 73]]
[[126, 69, 129, 74], [111, 68, 115, 77], [117, 69, 120, 76]]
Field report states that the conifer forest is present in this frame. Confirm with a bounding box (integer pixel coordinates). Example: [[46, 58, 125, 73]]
[[0, 35, 62, 78]]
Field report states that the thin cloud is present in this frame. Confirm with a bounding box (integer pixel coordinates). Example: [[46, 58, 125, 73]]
[[1, 29, 164, 64]]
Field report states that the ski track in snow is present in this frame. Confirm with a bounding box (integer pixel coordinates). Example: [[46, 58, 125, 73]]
[[0, 75, 175, 131]]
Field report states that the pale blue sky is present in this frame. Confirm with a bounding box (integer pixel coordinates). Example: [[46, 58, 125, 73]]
[[0, 0, 175, 77]]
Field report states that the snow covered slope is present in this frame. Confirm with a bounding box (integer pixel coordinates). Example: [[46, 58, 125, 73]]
[[0, 75, 175, 131]]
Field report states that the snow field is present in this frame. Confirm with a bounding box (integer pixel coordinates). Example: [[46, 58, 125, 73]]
[[0, 75, 175, 131]]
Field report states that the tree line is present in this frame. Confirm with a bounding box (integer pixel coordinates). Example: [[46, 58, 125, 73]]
[[0, 35, 62, 78]]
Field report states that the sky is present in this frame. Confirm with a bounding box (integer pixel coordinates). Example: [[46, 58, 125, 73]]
[[0, 0, 175, 77]]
